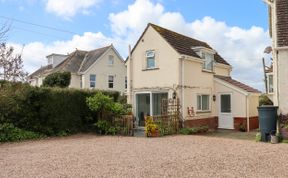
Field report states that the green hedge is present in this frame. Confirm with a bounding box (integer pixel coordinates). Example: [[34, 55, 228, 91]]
[[0, 81, 121, 137]]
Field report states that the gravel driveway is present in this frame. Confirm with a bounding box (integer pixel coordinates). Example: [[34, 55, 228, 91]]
[[1, 134, 288, 178]]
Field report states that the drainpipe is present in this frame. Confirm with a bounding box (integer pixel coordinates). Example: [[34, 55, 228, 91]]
[[180, 56, 185, 119], [246, 94, 250, 132]]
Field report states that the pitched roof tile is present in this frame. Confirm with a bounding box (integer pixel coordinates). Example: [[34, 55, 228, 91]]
[[276, 0, 288, 47], [149, 23, 230, 65], [215, 75, 261, 93]]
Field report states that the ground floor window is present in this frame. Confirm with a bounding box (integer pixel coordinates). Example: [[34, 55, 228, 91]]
[[90, 74, 96, 88], [108, 75, 114, 88], [135, 92, 168, 126], [197, 94, 210, 111]]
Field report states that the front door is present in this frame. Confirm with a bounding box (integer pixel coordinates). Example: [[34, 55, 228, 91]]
[[218, 93, 233, 129]]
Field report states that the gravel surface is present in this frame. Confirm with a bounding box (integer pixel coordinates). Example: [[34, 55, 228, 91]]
[[1, 134, 288, 178]]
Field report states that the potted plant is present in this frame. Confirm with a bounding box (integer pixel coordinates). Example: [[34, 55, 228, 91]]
[[145, 116, 159, 137], [279, 114, 288, 139], [239, 123, 246, 132]]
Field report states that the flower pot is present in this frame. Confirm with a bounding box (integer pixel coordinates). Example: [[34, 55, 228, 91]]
[[280, 128, 288, 139]]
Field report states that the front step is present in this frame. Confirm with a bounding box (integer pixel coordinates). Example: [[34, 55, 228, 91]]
[[133, 127, 145, 137]]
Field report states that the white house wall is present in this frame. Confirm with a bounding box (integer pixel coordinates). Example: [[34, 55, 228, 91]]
[[276, 50, 288, 114], [129, 26, 180, 91], [69, 74, 81, 88], [214, 81, 247, 117], [83, 48, 126, 92]]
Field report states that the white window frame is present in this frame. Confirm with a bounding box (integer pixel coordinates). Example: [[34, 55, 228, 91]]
[[202, 52, 214, 71], [267, 73, 273, 94], [146, 50, 156, 69], [108, 75, 114, 89], [108, 55, 114, 66], [197, 94, 210, 111], [90, 74, 96, 88]]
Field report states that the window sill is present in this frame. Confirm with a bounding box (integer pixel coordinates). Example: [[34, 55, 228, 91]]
[[202, 69, 214, 74], [196, 111, 211, 114], [142, 67, 159, 71]]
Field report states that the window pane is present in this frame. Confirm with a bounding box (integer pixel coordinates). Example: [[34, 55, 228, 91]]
[[125, 76, 127, 89], [90, 74, 96, 88], [108, 75, 114, 88], [202, 95, 209, 110], [147, 57, 155, 68], [221, 94, 231, 113], [197, 95, 202, 110], [152, 93, 168, 115], [203, 53, 214, 70], [108, 55, 114, 65], [90, 74, 96, 81], [90, 82, 95, 88], [268, 75, 273, 93]]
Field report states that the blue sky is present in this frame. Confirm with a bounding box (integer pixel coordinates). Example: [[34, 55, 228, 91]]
[[0, 0, 270, 90]]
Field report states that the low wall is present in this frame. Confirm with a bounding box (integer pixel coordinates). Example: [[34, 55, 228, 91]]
[[234, 116, 259, 131], [184, 117, 218, 130]]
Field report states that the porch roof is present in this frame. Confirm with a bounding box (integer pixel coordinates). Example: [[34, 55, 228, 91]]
[[214, 75, 261, 94]]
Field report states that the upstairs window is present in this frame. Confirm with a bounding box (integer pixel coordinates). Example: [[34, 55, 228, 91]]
[[197, 94, 210, 111], [202, 52, 214, 71], [108, 55, 114, 66], [90, 74, 96, 88], [146, 50, 155, 69], [125, 76, 127, 89], [108, 75, 114, 89]]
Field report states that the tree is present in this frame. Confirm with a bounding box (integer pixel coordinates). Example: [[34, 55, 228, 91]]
[[0, 43, 28, 82], [42, 71, 71, 88]]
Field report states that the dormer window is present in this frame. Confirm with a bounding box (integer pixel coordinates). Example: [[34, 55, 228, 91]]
[[146, 50, 155, 69], [202, 52, 214, 71]]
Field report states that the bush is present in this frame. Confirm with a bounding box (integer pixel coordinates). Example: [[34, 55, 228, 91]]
[[0, 123, 44, 142], [0, 81, 121, 140], [180, 126, 209, 135], [259, 94, 273, 106], [42, 71, 71, 88]]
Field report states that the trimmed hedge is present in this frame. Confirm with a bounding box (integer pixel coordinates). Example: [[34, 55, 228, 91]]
[[0, 81, 121, 137]]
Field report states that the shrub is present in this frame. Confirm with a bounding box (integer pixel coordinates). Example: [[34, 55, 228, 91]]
[[42, 71, 71, 88], [259, 94, 273, 106], [255, 132, 261, 142], [179, 126, 209, 135], [0, 82, 121, 139], [94, 120, 111, 135], [0, 123, 44, 142]]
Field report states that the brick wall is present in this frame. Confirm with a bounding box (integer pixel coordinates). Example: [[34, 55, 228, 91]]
[[234, 117, 259, 131], [184, 117, 218, 130]]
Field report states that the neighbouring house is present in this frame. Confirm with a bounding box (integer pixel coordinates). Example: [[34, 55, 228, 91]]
[[126, 23, 261, 131], [265, 0, 288, 114], [28, 45, 127, 93]]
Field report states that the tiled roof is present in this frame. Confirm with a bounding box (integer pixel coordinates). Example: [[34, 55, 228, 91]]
[[149, 23, 230, 66], [53, 45, 111, 73], [53, 50, 87, 73], [79, 46, 111, 72], [28, 64, 52, 79], [214, 75, 261, 93], [276, 0, 288, 47]]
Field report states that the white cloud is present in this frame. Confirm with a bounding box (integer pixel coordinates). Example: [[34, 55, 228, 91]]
[[10, 32, 128, 73], [108, 0, 271, 90], [10, 0, 270, 91], [45, 0, 101, 19]]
